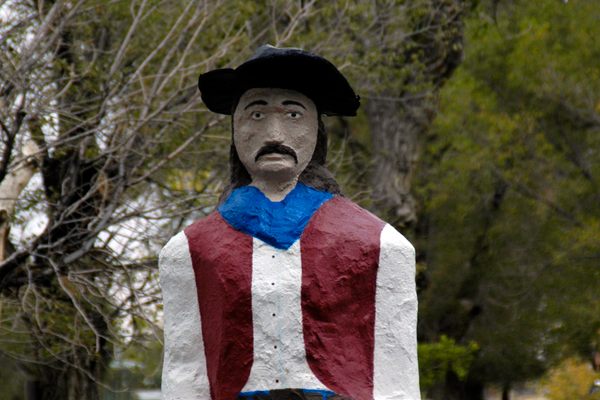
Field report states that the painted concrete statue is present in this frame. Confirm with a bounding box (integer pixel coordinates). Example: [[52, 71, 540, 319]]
[[159, 45, 420, 400]]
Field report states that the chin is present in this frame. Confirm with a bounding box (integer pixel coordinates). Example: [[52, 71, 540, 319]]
[[256, 159, 294, 171], [254, 163, 299, 180], [259, 167, 297, 178]]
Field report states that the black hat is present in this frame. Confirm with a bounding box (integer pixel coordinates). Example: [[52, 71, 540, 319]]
[[197, 45, 360, 116]]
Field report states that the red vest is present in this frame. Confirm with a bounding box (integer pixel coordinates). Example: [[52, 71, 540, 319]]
[[184, 196, 385, 400]]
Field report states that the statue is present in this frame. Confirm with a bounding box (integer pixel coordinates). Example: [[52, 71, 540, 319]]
[[159, 45, 420, 400]]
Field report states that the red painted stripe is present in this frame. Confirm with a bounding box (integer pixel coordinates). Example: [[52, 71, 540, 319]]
[[185, 212, 254, 400], [301, 197, 385, 400]]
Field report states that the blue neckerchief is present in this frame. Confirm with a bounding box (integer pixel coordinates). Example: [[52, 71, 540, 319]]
[[218, 183, 333, 250]]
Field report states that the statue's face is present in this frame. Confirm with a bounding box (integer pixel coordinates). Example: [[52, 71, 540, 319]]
[[233, 88, 318, 184]]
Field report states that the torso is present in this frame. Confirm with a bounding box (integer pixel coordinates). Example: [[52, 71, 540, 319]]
[[184, 196, 385, 400]]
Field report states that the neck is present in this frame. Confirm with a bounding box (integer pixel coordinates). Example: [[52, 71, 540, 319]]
[[250, 176, 299, 202]]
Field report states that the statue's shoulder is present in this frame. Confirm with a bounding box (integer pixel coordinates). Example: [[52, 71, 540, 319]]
[[318, 196, 386, 230], [158, 230, 189, 278], [313, 196, 414, 253], [159, 211, 225, 261], [183, 210, 231, 241], [303, 196, 386, 248]]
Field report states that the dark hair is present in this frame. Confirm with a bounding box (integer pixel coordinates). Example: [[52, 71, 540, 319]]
[[218, 115, 341, 204]]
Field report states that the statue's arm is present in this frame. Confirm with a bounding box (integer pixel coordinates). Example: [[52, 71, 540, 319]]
[[373, 224, 421, 400], [159, 231, 211, 400]]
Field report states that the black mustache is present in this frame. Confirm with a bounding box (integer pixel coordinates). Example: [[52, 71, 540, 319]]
[[255, 144, 298, 164]]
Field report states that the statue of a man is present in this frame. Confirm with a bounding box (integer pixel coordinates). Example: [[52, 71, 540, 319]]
[[159, 46, 420, 400]]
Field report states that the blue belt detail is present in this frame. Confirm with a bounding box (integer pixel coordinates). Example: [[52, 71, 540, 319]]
[[238, 390, 271, 397], [238, 389, 337, 400], [303, 389, 337, 399]]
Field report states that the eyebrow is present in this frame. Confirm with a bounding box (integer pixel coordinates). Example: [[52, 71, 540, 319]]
[[282, 100, 306, 110], [244, 100, 268, 110]]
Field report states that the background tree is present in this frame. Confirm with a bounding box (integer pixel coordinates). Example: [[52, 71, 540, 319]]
[[0, 1, 254, 398], [417, 0, 600, 398]]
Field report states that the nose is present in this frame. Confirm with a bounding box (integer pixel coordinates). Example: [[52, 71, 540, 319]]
[[264, 114, 285, 143]]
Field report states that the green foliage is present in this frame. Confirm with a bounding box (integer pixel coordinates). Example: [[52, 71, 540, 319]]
[[418, 336, 479, 390], [416, 0, 600, 389]]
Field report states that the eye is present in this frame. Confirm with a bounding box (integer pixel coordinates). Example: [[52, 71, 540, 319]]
[[287, 111, 302, 119], [251, 111, 264, 120]]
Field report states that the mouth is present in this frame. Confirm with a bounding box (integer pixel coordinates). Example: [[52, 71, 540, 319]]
[[255, 144, 298, 164]]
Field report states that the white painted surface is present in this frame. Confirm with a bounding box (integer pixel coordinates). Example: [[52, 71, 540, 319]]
[[373, 224, 421, 400], [241, 238, 327, 392], [159, 232, 210, 400]]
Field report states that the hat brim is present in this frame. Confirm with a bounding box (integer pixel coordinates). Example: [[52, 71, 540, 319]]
[[198, 51, 360, 116]]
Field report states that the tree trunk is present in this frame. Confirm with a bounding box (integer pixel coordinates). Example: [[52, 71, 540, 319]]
[[25, 370, 101, 400], [428, 371, 485, 400], [25, 380, 41, 400], [364, 98, 420, 227], [0, 141, 40, 260], [22, 324, 107, 400]]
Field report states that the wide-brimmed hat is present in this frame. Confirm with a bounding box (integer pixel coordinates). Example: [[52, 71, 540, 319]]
[[197, 45, 360, 116]]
